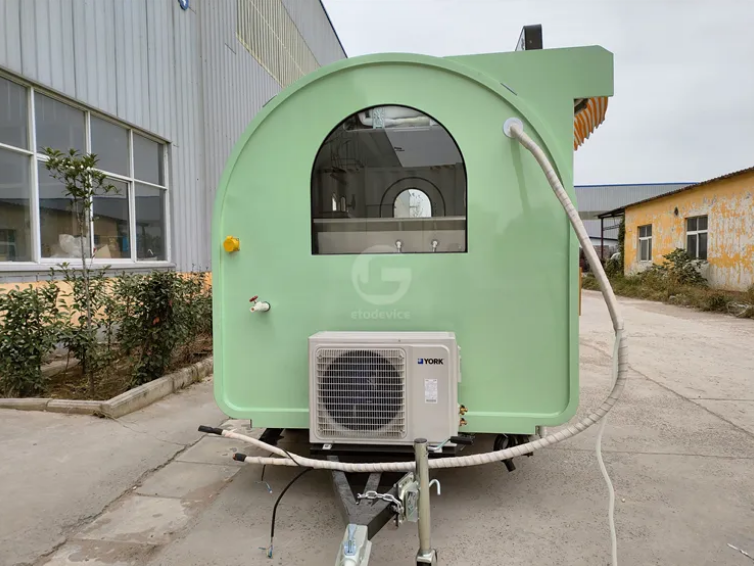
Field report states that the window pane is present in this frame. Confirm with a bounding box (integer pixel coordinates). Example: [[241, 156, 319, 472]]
[[38, 161, 90, 258], [0, 76, 29, 149], [133, 134, 164, 185], [35, 93, 85, 153], [641, 239, 651, 261], [135, 183, 166, 260], [311, 105, 467, 254], [0, 148, 32, 261], [91, 116, 129, 176], [686, 234, 697, 259], [687, 217, 697, 232], [699, 232, 708, 260], [698, 215, 708, 231], [93, 179, 130, 259]]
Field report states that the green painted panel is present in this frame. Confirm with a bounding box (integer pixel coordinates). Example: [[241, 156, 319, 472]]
[[212, 51, 613, 434]]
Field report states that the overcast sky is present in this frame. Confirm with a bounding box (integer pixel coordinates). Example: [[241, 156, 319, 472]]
[[321, 0, 754, 186]]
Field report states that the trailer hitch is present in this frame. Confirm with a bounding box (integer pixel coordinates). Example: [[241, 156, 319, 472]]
[[332, 439, 440, 566]]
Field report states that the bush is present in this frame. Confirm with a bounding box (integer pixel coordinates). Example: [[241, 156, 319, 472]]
[[115, 271, 212, 387], [700, 291, 730, 313], [0, 281, 65, 397], [581, 246, 754, 318], [652, 248, 708, 287], [582, 273, 600, 291], [604, 255, 622, 278], [0, 270, 212, 398], [116, 272, 182, 386], [174, 273, 213, 363]]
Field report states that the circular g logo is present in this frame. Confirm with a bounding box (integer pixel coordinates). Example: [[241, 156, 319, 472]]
[[351, 245, 412, 306]]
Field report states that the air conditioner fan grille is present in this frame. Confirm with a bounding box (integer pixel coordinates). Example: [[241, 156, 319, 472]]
[[316, 348, 406, 439]]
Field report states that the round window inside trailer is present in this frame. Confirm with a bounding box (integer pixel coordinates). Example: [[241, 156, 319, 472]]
[[310, 105, 467, 255]]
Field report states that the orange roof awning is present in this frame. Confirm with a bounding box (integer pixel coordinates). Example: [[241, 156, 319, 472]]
[[574, 96, 608, 151]]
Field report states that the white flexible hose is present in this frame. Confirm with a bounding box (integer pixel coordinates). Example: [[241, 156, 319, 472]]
[[224, 121, 626, 474], [597, 332, 621, 566], [511, 119, 621, 564]]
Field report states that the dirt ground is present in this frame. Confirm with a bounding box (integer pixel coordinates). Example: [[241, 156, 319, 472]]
[[43, 336, 212, 400]]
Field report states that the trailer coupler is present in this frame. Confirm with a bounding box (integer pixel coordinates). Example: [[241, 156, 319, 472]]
[[331, 438, 439, 566]]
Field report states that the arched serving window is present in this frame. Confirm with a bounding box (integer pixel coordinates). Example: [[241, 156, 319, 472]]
[[311, 105, 467, 254]]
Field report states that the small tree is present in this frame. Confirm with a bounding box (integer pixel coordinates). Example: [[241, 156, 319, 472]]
[[43, 149, 118, 397]]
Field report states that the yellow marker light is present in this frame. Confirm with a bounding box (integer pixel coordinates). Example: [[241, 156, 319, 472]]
[[223, 236, 240, 253]]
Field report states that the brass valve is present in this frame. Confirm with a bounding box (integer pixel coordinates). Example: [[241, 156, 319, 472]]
[[459, 417, 468, 427], [459, 404, 468, 416]]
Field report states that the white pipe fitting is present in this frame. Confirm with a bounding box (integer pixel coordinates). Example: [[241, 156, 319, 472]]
[[250, 301, 271, 313]]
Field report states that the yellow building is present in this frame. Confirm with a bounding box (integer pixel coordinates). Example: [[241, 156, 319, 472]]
[[615, 167, 754, 291]]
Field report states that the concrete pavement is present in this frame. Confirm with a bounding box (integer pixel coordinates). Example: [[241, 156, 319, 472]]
[[0, 379, 227, 566]]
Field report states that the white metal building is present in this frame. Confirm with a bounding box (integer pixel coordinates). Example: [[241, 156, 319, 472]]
[[0, 0, 345, 282]]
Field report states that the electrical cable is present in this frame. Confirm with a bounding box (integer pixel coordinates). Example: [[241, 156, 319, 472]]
[[265, 467, 314, 558], [200, 118, 627, 564]]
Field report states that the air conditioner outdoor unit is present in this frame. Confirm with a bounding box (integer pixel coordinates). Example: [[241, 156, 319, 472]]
[[309, 331, 461, 446]]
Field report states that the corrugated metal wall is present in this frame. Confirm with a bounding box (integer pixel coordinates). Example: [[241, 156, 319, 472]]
[[281, 0, 347, 66], [0, 0, 346, 272], [3, 0, 180, 143], [197, 0, 282, 270], [576, 183, 693, 220]]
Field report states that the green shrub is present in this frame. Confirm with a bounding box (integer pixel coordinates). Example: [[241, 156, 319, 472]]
[[173, 273, 213, 363], [654, 248, 708, 287], [701, 291, 730, 313], [116, 272, 180, 386], [115, 271, 212, 386], [604, 256, 622, 278], [0, 281, 65, 397], [0, 266, 212, 398], [582, 274, 600, 291]]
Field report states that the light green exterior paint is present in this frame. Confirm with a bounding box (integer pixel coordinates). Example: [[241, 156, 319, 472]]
[[212, 49, 613, 434]]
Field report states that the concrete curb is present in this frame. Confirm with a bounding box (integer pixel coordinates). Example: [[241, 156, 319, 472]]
[[0, 356, 213, 418], [0, 397, 52, 411], [48, 399, 105, 415]]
